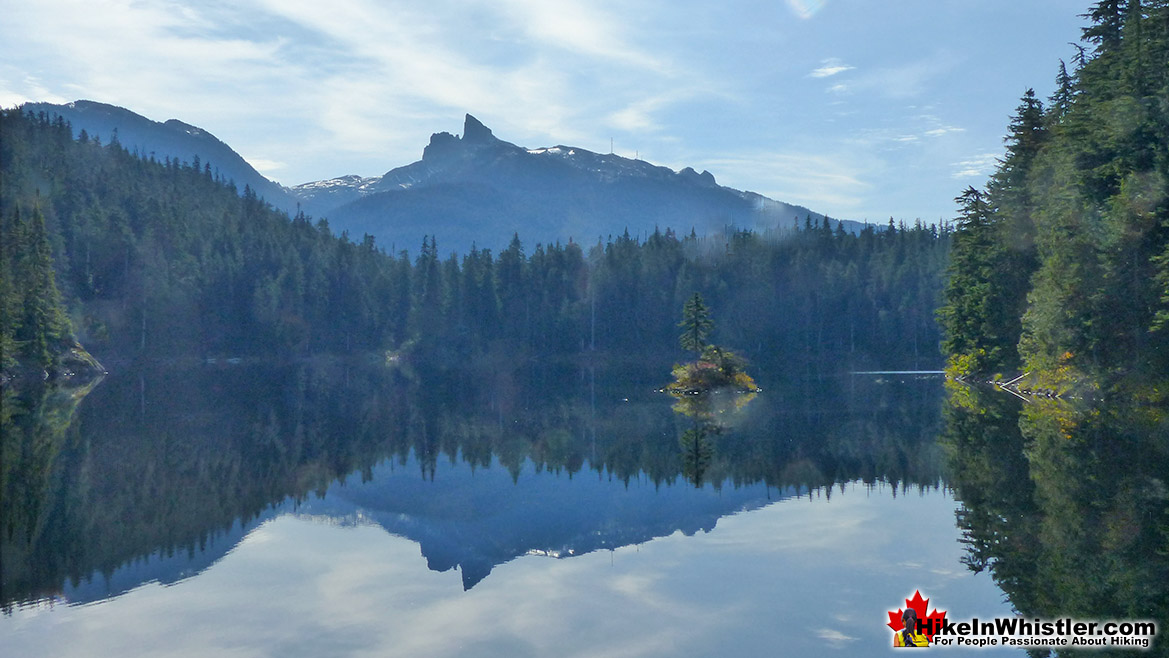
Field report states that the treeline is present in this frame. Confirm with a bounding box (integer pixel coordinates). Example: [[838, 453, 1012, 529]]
[[938, 0, 1169, 390], [2, 107, 949, 372]]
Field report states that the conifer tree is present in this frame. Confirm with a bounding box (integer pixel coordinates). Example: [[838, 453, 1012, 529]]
[[679, 292, 713, 356]]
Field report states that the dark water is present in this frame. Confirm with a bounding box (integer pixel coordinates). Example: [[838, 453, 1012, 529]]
[[1, 361, 1165, 656]]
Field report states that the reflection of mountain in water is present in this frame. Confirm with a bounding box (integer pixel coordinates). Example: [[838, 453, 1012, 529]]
[[60, 510, 278, 604], [1, 362, 945, 605], [298, 456, 800, 590]]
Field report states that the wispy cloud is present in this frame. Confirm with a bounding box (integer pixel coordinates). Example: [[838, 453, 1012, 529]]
[[0, 0, 713, 182], [847, 54, 957, 100], [786, 0, 827, 20], [0, 71, 70, 107], [0, 0, 1068, 219], [701, 151, 872, 215], [494, 0, 671, 74], [810, 58, 854, 78], [924, 126, 965, 137], [248, 158, 287, 175], [605, 89, 708, 135], [952, 152, 1001, 179]]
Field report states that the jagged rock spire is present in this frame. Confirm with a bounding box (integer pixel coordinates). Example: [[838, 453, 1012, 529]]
[[462, 114, 495, 143]]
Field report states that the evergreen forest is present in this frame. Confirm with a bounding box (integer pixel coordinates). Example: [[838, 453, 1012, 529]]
[[1, 108, 949, 378], [938, 0, 1169, 394]]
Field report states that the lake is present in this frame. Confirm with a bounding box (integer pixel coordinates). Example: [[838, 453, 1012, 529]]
[[2, 361, 1165, 656]]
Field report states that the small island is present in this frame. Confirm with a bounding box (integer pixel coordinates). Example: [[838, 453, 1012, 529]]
[[666, 293, 759, 396]]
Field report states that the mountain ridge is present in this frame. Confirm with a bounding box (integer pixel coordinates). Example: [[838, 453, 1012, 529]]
[[20, 100, 300, 215], [295, 113, 856, 251], [19, 101, 865, 253]]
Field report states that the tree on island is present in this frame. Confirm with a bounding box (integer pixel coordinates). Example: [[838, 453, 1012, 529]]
[[679, 292, 713, 356], [668, 293, 757, 395]]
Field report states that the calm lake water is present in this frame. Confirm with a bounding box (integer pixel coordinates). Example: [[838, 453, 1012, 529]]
[[2, 361, 1165, 656]]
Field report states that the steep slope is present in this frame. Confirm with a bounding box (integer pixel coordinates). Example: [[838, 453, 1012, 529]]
[[21, 100, 298, 215]]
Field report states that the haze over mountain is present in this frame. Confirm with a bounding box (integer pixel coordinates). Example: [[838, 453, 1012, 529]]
[[21, 101, 860, 254]]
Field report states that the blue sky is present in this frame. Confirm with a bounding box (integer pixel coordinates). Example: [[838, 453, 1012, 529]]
[[1, 0, 1088, 222]]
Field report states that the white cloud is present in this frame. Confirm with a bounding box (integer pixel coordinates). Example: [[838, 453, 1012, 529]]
[[0, 0, 1074, 220], [785, 0, 827, 20], [604, 88, 709, 135], [493, 0, 670, 74], [236, 0, 703, 169], [923, 126, 964, 137], [848, 55, 957, 100], [700, 151, 873, 215], [247, 158, 287, 176], [0, 0, 715, 184], [0, 72, 70, 107], [951, 152, 1001, 179], [810, 58, 854, 78]]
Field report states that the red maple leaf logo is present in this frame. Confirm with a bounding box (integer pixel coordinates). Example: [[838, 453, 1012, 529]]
[[887, 590, 947, 642]]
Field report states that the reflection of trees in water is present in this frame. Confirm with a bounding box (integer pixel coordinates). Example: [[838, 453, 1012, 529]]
[[942, 384, 1169, 655], [678, 424, 716, 487], [1, 376, 101, 608], [2, 363, 947, 607], [670, 389, 752, 487]]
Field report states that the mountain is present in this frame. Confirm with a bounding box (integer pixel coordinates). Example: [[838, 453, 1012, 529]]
[[20, 100, 299, 215], [20, 100, 860, 253], [293, 114, 858, 253]]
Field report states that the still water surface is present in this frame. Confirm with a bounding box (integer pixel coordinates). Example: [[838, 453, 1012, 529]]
[[2, 361, 1164, 656]]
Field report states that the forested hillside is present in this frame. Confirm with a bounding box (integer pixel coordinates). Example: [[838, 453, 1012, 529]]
[[1, 110, 401, 361], [2, 108, 949, 374], [938, 0, 1169, 391]]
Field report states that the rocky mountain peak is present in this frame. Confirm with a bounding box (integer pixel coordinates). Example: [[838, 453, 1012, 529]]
[[422, 131, 461, 162], [462, 114, 495, 143]]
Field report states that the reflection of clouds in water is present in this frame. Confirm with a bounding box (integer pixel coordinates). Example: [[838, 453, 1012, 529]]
[[815, 627, 859, 646], [2, 484, 1016, 658]]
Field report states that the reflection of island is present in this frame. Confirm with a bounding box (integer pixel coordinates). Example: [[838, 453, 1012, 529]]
[[2, 362, 945, 606], [669, 380, 757, 487], [666, 292, 760, 487]]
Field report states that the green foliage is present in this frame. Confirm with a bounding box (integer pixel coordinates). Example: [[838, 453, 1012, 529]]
[[678, 292, 713, 355], [667, 345, 758, 396], [940, 1, 1169, 386], [0, 204, 75, 376], [2, 108, 951, 373]]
